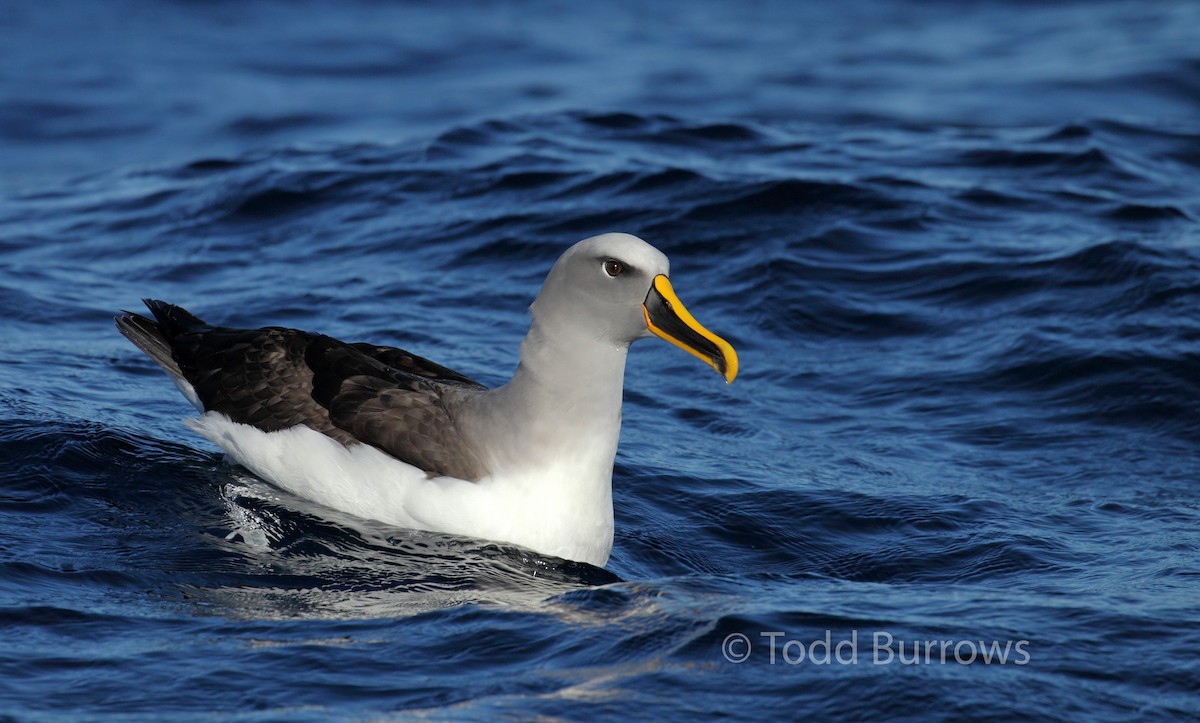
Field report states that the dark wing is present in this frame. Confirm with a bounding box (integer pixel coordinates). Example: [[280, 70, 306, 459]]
[[346, 342, 485, 390], [306, 336, 490, 480], [118, 300, 490, 481], [172, 326, 347, 437]]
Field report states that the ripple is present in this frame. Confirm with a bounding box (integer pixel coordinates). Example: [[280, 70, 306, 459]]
[[683, 179, 901, 222]]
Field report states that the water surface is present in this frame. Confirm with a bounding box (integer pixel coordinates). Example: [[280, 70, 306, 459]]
[[1, 0, 1198, 719]]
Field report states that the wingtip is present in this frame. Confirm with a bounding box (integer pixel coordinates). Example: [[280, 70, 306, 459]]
[[138, 300, 209, 336], [141, 298, 166, 315], [114, 311, 138, 329]]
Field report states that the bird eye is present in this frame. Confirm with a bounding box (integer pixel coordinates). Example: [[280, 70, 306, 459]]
[[604, 259, 624, 277]]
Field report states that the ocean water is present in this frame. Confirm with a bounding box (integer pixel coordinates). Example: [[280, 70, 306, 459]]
[[2, 0, 1199, 719]]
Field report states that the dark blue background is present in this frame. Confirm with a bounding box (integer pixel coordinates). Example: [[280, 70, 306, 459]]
[[1, 1, 1198, 719]]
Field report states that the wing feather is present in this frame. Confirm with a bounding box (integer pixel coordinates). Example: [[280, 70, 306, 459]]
[[125, 301, 491, 480]]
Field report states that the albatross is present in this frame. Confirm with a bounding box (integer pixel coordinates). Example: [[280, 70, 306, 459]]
[[116, 233, 737, 567]]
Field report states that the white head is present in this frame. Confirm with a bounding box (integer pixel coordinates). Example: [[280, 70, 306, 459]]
[[531, 233, 737, 382], [532, 233, 669, 346]]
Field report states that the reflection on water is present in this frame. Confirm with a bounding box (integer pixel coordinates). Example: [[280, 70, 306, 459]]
[[183, 474, 624, 620]]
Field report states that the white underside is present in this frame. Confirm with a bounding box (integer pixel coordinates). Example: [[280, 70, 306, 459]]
[[185, 412, 615, 567]]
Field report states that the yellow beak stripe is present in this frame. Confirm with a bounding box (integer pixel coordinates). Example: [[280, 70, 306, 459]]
[[642, 274, 739, 383]]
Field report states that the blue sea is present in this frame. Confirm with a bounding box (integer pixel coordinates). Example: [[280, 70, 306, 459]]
[[2, 0, 1199, 719]]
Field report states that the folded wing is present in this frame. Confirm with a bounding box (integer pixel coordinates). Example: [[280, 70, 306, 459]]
[[117, 300, 490, 481]]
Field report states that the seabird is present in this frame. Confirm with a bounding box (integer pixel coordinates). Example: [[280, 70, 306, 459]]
[[116, 233, 737, 567]]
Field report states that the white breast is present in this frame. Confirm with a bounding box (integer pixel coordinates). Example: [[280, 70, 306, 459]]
[[185, 412, 616, 566]]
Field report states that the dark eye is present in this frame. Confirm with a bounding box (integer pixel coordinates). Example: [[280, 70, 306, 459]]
[[603, 259, 624, 277]]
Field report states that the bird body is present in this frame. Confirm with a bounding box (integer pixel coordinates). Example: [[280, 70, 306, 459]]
[[117, 233, 736, 566]]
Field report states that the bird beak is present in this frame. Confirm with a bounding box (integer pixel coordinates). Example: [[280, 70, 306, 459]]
[[642, 274, 739, 383]]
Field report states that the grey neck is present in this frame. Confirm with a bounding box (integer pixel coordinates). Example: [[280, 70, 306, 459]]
[[467, 313, 630, 474]]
